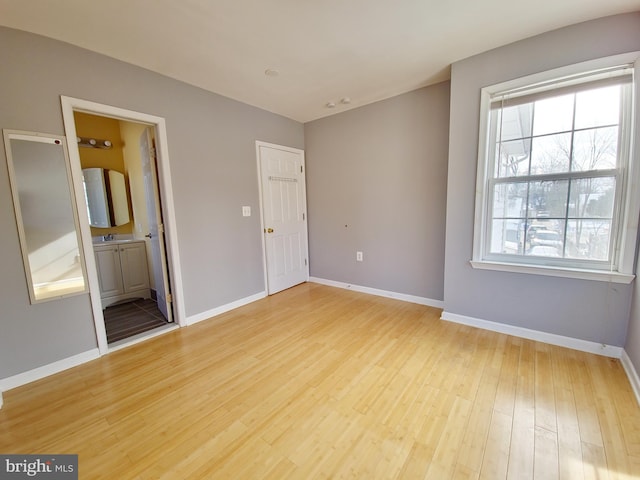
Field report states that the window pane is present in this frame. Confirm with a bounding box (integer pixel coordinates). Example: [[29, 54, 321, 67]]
[[568, 177, 615, 218], [527, 245, 563, 258], [527, 180, 568, 217], [499, 103, 533, 141], [572, 127, 618, 171], [530, 133, 571, 175], [526, 220, 565, 257], [490, 219, 524, 254], [533, 94, 574, 136], [496, 138, 531, 177], [492, 182, 527, 218], [565, 220, 611, 261], [525, 219, 556, 246], [575, 85, 620, 130]]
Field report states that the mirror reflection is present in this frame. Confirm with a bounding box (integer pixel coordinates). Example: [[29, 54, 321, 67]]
[[3, 130, 87, 303], [82, 168, 130, 228]]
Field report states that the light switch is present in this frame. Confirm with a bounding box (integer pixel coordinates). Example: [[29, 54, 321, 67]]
[[242, 206, 251, 217]]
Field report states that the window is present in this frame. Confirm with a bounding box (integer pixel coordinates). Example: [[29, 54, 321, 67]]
[[472, 55, 640, 283]]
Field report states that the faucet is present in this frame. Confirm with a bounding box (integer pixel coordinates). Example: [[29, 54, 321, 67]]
[[103, 233, 114, 241]]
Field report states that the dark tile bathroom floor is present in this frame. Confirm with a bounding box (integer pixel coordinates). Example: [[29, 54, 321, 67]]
[[104, 298, 168, 344]]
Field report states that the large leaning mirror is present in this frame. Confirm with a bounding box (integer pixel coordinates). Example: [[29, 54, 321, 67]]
[[82, 167, 130, 228], [3, 130, 88, 303]]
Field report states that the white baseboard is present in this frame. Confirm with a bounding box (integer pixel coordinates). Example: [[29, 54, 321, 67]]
[[441, 311, 622, 358], [0, 348, 101, 405], [621, 350, 640, 406], [309, 277, 445, 309], [186, 291, 267, 326]]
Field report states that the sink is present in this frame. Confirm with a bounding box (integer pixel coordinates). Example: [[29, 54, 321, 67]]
[[92, 236, 136, 245], [96, 239, 135, 245]]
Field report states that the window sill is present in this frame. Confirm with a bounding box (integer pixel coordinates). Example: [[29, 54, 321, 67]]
[[470, 260, 635, 284]]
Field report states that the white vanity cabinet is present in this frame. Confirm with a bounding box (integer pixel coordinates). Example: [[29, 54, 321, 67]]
[[94, 241, 150, 308]]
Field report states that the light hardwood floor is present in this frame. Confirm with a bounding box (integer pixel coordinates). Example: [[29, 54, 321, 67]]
[[2, 283, 640, 479]]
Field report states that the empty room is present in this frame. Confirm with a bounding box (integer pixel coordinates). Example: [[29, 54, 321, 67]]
[[1, 1, 640, 478]]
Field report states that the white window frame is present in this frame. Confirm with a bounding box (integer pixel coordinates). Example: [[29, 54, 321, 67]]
[[471, 52, 640, 284]]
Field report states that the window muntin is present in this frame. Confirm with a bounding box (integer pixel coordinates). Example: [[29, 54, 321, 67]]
[[481, 66, 633, 272]]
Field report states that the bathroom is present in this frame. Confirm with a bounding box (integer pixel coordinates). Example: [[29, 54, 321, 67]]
[[75, 112, 173, 344]]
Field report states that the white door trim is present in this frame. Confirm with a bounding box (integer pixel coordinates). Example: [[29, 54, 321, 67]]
[[255, 140, 308, 294], [61, 96, 186, 355]]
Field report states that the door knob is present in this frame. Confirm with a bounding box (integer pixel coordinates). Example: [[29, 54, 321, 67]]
[[266, 228, 274, 233], [145, 233, 153, 238]]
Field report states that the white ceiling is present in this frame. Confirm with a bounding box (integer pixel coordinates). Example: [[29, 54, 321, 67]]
[[1, 0, 639, 123]]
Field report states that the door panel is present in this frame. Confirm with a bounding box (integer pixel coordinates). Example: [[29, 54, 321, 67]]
[[120, 243, 150, 292], [94, 246, 123, 297], [140, 128, 172, 322], [259, 143, 308, 294]]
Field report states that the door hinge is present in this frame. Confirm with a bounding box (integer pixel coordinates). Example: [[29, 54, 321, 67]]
[[158, 223, 165, 234], [166, 293, 172, 303], [305, 258, 307, 266], [300, 165, 303, 173], [150, 147, 157, 159], [303, 213, 305, 221]]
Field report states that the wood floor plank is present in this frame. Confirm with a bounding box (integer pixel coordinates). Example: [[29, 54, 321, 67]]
[[480, 411, 512, 480], [581, 441, 610, 480], [506, 338, 536, 480], [457, 351, 502, 474], [571, 361, 606, 452], [552, 350, 584, 480], [534, 425, 559, 480], [424, 396, 473, 479], [1, 283, 639, 479], [534, 344, 558, 434]]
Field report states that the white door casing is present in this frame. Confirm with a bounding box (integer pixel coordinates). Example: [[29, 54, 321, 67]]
[[61, 96, 185, 354], [140, 128, 172, 322], [257, 142, 309, 295]]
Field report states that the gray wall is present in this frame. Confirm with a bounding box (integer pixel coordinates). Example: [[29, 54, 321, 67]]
[[625, 240, 640, 368], [305, 84, 449, 301], [0, 27, 303, 379], [444, 13, 640, 347]]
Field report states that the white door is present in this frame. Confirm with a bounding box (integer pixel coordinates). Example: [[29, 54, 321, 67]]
[[257, 142, 309, 294], [140, 128, 172, 322]]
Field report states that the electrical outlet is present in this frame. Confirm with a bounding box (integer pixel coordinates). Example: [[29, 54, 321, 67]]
[[356, 251, 363, 262], [242, 206, 251, 217]]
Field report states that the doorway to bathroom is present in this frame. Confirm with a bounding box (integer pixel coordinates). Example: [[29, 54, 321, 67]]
[[61, 96, 184, 354]]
